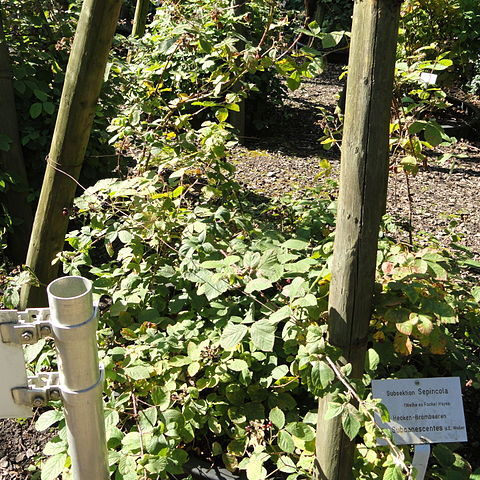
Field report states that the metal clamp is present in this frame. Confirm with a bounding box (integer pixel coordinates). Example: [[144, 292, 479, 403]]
[[11, 372, 61, 408], [0, 308, 53, 345]]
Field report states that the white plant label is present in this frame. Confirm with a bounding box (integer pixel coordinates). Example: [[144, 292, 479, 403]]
[[0, 338, 32, 418], [372, 377, 467, 445]]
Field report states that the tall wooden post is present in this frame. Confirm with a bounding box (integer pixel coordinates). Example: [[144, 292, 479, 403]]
[[314, 1, 401, 479], [0, 11, 33, 264], [230, 0, 246, 143], [131, 0, 151, 38], [20, 0, 122, 308]]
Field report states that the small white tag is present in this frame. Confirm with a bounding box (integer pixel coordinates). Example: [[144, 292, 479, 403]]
[[372, 377, 467, 445], [420, 72, 438, 85]]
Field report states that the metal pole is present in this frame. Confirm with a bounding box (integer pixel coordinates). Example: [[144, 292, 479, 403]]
[[47, 276, 109, 480]]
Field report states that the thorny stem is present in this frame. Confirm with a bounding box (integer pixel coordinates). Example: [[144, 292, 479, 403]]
[[324, 355, 414, 479]]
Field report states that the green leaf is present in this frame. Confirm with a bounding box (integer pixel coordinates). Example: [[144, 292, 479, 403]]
[[282, 238, 309, 250], [341, 405, 361, 440], [220, 323, 248, 350], [30, 102, 43, 119], [124, 364, 151, 380], [122, 432, 142, 453], [41, 453, 67, 480], [383, 465, 403, 480], [215, 108, 229, 122], [277, 456, 296, 473], [139, 406, 158, 432], [311, 360, 335, 389], [118, 230, 133, 243], [34, 89, 48, 102], [245, 277, 273, 294], [250, 320, 276, 351], [246, 459, 267, 480], [424, 124, 443, 146], [324, 402, 344, 420], [151, 387, 171, 411], [365, 348, 380, 372], [43, 101, 55, 115], [277, 430, 295, 453], [286, 422, 315, 441], [35, 410, 63, 431], [228, 359, 249, 372], [472, 286, 480, 304], [269, 407, 285, 429]]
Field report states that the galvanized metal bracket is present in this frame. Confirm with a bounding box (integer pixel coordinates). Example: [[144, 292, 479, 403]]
[[11, 372, 61, 408], [0, 308, 53, 345]]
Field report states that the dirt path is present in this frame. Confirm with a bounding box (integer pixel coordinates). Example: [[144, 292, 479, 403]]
[[234, 64, 480, 258]]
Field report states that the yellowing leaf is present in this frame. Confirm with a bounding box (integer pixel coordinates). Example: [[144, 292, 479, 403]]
[[393, 332, 413, 355]]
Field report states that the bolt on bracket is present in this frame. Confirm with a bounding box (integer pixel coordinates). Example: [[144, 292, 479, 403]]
[[11, 372, 61, 407], [0, 308, 53, 345]]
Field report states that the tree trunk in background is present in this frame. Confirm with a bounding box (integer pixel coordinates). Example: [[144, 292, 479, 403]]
[[314, 1, 401, 479], [0, 11, 33, 265], [20, 0, 122, 308], [305, 0, 324, 27]]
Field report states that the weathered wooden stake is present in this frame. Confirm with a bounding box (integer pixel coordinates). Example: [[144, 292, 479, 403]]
[[131, 0, 151, 38], [0, 11, 33, 264], [314, 1, 401, 479], [20, 0, 122, 308]]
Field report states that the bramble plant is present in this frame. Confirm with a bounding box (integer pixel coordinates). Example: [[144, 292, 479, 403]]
[[17, 169, 477, 480], [1, 2, 479, 480]]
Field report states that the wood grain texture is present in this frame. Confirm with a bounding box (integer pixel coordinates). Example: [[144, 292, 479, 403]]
[[314, 1, 401, 479], [21, 0, 122, 308]]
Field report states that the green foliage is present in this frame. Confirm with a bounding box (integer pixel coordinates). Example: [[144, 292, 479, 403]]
[[108, 0, 327, 170], [20, 167, 475, 479], [400, 0, 480, 90]]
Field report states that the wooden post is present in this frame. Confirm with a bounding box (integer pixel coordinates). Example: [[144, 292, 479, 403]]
[[131, 0, 150, 38], [0, 11, 33, 264], [314, 1, 401, 479], [20, 0, 122, 308], [230, 0, 246, 143]]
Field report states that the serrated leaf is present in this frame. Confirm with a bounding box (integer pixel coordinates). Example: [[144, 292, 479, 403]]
[[250, 320, 276, 351], [324, 402, 344, 420], [245, 277, 273, 294], [383, 465, 403, 480], [277, 430, 295, 453], [341, 406, 361, 440], [269, 407, 285, 429], [311, 360, 335, 389], [220, 323, 248, 350], [41, 453, 67, 480], [35, 410, 63, 431]]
